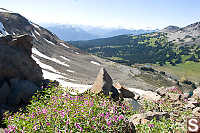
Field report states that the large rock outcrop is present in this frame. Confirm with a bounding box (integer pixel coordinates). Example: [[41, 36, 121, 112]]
[[90, 68, 119, 99], [90, 68, 113, 94], [0, 34, 43, 105], [0, 34, 43, 84]]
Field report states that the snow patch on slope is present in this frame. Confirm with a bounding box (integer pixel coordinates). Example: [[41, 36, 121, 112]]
[[32, 55, 59, 74], [32, 48, 69, 67], [60, 43, 69, 48], [42, 70, 75, 81], [0, 8, 13, 13], [58, 79, 92, 94], [32, 50, 90, 94], [44, 38, 56, 45], [31, 22, 40, 29], [42, 69, 66, 80], [67, 69, 75, 73], [32, 56, 76, 82], [51, 58, 70, 67], [60, 56, 70, 62], [42, 69, 90, 94], [91, 61, 101, 66], [0, 22, 9, 36], [34, 29, 40, 36], [31, 32, 38, 40]]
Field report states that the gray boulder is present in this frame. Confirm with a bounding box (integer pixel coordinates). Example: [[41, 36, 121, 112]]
[[0, 34, 43, 106], [113, 82, 135, 99], [90, 68, 119, 99], [7, 79, 39, 105], [0, 82, 11, 104], [90, 68, 113, 95], [124, 98, 141, 111], [0, 35, 43, 85]]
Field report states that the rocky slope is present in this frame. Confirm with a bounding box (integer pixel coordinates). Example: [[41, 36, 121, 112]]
[[0, 8, 165, 93], [160, 25, 180, 33], [161, 22, 200, 45], [99, 69, 200, 132]]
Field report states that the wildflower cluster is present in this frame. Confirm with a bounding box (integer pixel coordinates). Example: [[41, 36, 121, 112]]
[[3, 84, 134, 132]]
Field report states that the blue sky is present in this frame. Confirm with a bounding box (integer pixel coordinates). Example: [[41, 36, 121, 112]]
[[1, 0, 200, 29]]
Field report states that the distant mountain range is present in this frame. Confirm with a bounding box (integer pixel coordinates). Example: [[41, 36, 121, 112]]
[[45, 25, 98, 41], [44, 24, 157, 41]]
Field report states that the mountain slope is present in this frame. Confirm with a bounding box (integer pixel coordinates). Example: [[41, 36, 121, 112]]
[[160, 25, 180, 33], [0, 9, 165, 91], [161, 22, 200, 44], [69, 22, 200, 66], [69, 33, 175, 65]]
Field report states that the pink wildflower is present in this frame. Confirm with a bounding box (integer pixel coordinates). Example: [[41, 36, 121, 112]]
[[75, 123, 83, 132], [7, 125, 16, 132], [58, 110, 66, 118], [149, 124, 154, 128], [92, 117, 96, 120], [42, 108, 48, 114], [105, 112, 110, 119], [118, 115, 124, 121], [4, 128, 8, 133], [33, 125, 38, 131], [89, 101, 94, 106], [99, 113, 104, 117], [184, 99, 188, 102], [66, 120, 69, 125], [46, 122, 50, 126], [30, 113, 35, 118], [102, 101, 106, 106], [84, 100, 88, 105], [113, 115, 118, 122], [107, 121, 112, 127]]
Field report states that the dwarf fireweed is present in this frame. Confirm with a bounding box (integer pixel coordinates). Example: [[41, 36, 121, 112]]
[[3, 82, 134, 132]]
